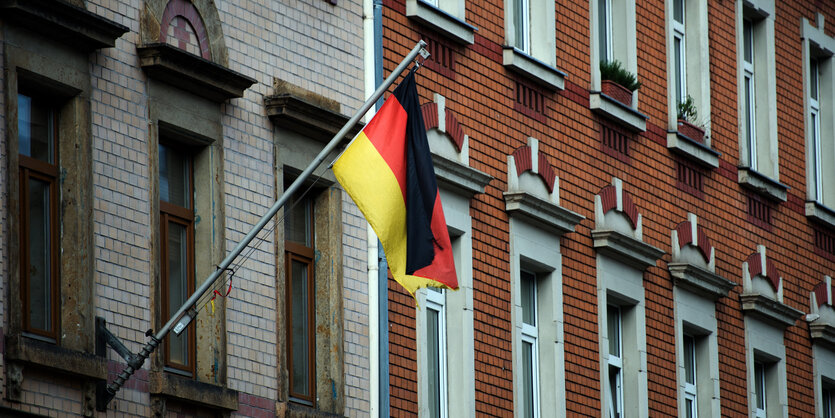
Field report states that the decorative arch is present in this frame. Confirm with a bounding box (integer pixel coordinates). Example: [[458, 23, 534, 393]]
[[597, 181, 639, 229], [671, 213, 714, 266], [742, 245, 783, 299], [422, 101, 464, 152], [140, 0, 229, 65], [812, 276, 834, 308], [508, 138, 556, 195]]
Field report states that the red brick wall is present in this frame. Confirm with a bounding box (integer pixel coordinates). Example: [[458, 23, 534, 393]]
[[383, 0, 835, 416]]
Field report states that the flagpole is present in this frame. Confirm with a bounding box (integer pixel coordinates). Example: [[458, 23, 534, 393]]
[[100, 40, 429, 408]]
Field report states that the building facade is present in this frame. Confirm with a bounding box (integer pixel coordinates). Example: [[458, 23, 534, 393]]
[[383, 0, 835, 417], [0, 0, 372, 416]]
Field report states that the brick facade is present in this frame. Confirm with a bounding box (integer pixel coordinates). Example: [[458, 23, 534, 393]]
[[385, 0, 835, 416]]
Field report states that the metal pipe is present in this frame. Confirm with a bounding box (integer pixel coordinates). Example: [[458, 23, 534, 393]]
[[102, 40, 429, 406]]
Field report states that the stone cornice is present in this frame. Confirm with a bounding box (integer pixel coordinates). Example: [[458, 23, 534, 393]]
[[740, 293, 804, 329], [592, 229, 664, 270], [669, 263, 736, 301], [432, 153, 492, 197], [504, 191, 583, 235]]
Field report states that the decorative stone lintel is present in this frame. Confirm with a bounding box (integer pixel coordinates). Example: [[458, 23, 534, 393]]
[[669, 262, 735, 301], [809, 322, 835, 349], [265, 95, 361, 143], [738, 167, 788, 202], [504, 191, 583, 235], [432, 153, 492, 197], [138, 43, 256, 102], [589, 92, 647, 132], [666, 132, 720, 168], [806, 201, 835, 230], [406, 0, 476, 45], [0, 0, 128, 51], [592, 229, 663, 270], [502, 47, 565, 91], [151, 371, 239, 411], [4, 333, 107, 380], [740, 293, 804, 329]]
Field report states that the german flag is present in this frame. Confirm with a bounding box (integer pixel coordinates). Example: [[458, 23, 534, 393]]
[[334, 71, 457, 296]]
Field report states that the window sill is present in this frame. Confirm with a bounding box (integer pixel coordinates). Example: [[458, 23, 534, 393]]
[[150, 371, 238, 410], [4, 333, 107, 380], [669, 263, 735, 301], [592, 229, 664, 270], [279, 401, 345, 417], [738, 167, 788, 202], [806, 201, 835, 230], [504, 191, 584, 235], [502, 47, 565, 91], [137, 43, 256, 102], [406, 0, 476, 45], [0, 0, 128, 51], [431, 152, 492, 197], [740, 293, 804, 329], [589, 92, 647, 132], [666, 132, 720, 168]]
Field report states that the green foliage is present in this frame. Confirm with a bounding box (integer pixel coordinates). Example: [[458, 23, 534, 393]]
[[677, 94, 698, 122], [599, 60, 641, 92]]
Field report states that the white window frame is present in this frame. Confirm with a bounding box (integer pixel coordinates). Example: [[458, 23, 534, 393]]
[[683, 334, 698, 418], [754, 360, 767, 418], [672, 0, 686, 104], [802, 16, 835, 210], [425, 287, 448, 418], [598, 0, 613, 63], [512, 0, 531, 54], [674, 286, 722, 418], [607, 304, 624, 418], [824, 381, 835, 418], [744, 314, 788, 418], [742, 17, 757, 171], [520, 269, 539, 418], [811, 57, 823, 202]]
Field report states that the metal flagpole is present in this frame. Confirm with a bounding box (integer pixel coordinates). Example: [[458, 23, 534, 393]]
[[99, 40, 429, 409]]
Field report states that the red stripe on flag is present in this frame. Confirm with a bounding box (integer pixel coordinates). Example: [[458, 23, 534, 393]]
[[362, 96, 408, 200]]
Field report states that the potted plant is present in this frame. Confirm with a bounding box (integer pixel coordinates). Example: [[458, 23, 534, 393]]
[[600, 60, 641, 106], [676, 94, 705, 143]]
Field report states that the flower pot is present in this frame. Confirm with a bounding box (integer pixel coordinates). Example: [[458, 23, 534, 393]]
[[601, 80, 633, 106], [677, 119, 705, 143]]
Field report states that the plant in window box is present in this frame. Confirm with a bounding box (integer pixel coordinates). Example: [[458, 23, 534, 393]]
[[600, 60, 641, 106], [676, 95, 705, 143]]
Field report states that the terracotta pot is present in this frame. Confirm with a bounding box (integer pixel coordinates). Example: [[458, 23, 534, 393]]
[[677, 119, 705, 143], [601, 80, 633, 106]]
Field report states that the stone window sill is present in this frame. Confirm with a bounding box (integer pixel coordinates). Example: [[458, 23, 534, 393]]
[[502, 47, 565, 91], [4, 333, 107, 380], [406, 0, 476, 45], [806, 201, 835, 230], [740, 293, 803, 329], [589, 92, 647, 132], [738, 167, 788, 202], [150, 371, 238, 411], [667, 132, 720, 168]]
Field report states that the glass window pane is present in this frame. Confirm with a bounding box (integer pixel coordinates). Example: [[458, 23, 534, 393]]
[[673, 0, 684, 24], [755, 362, 765, 410], [744, 20, 753, 64], [18, 94, 54, 163], [521, 270, 536, 326], [824, 385, 834, 418], [674, 36, 684, 103], [286, 194, 312, 246], [291, 259, 311, 396], [598, 0, 609, 62], [167, 221, 189, 366], [811, 58, 819, 101], [685, 399, 694, 418], [522, 341, 534, 418], [428, 307, 441, 418], [684, 335, 696, 385], [609, 365, 621, 418], [159, 144, 190, 208], [607, 305, 620, 357], [28, 177, 52, 332]]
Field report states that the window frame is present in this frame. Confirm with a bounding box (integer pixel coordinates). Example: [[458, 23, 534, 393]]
[[285, 195, 317, 406], [158, 142, 197, 377], [512, 0, 531, 54], [607, 304, 624, 418], [671, 0, 686, 105], [742, 18, 757, 171], [682, 334, 698, 418], [810, 56, 823, 202], [824, 380, 835, 418], [598, 0, 613, 63], [520, 269, 540, 418], [424, 287, 449, 418], [754, 360, 767, 417]]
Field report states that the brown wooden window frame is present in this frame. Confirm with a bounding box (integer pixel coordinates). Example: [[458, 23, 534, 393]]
[[18, 93, 60, 342], [159, 143, 196, 377], [285, 195, 316, 406]]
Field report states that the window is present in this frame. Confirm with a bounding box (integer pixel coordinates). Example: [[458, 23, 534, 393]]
[[742, 18, 757, 171], [737, 1, 782, 196], [671, 0, 686, 104], [598, 0, 613, 63], [159, 143, 196, 376], [607, 305, 623, 418], [802, 16, 835, 219], [285, 190, 316, 405], [406, 0, 475, 45], [17, 93, 59, 342], [425, 287, 448, 418], [502, 0, 564, 91], [512, 0, 530, 54], [824, 380, 835, 418], [520, 270, 539, 418], [754, 361, 767, 417], [682, 334, 698, 418]]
